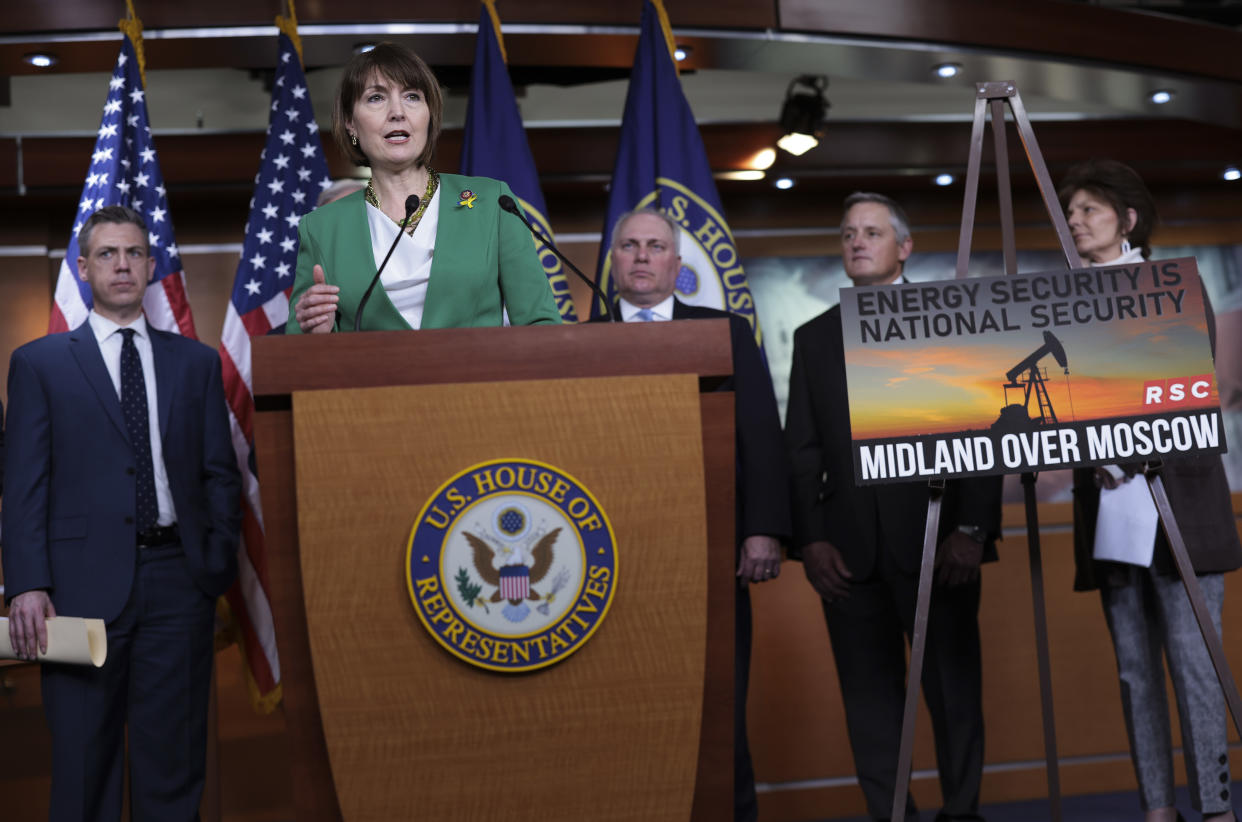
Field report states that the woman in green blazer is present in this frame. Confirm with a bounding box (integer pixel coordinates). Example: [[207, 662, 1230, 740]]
[[289, 43, 560, 333]]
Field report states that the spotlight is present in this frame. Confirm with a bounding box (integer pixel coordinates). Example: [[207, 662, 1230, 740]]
[[674, 45, 692, 62], [778, 75, 829, 156], [933, 62, 962, 79], [716, 170, 766, 181], [1149, 89, 1174, 105], [24, 53, 57, 68], [751, 148, 776, 170], [1224, 167, 1241, 182], [934, 173, 955, 186], [774, 177, 794, 190], [776, 133, 818, 156]]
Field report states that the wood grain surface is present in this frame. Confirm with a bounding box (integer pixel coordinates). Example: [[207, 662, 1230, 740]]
[[292, 375, 710, 821]]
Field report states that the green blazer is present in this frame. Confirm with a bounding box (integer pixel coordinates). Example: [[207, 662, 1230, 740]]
[[289, 173, 561, 332]]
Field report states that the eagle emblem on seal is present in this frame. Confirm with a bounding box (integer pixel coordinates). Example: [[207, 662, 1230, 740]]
[[456, 501, 571, 623]]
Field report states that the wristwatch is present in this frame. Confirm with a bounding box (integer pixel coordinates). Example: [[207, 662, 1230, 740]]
[[957, 524, 988, 544]]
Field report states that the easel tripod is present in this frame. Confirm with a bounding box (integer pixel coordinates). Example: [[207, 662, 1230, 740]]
[[889, 81, 1242, 822]]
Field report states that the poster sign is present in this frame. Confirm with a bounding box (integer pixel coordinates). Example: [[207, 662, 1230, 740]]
[[840, 257, 1226, 485]]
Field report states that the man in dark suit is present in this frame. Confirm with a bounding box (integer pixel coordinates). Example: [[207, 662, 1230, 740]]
[[605, 207, 791, 822], [785, 193, 1001, 822], [3, 205, 240, 822]]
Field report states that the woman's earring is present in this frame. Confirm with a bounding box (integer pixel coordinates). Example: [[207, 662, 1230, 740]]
[[350, 133, 358, 146], [1121, 236, 1132, 255]]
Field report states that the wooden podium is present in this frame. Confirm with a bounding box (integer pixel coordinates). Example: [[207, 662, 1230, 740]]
[[252, 321, 738, 821]]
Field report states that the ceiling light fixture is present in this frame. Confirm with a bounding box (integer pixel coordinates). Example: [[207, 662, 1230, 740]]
[[777, 75, 829, 157], [24, 52, 58, 68], [1224, 167, 1241, 182], [934, 173, 955, 186], [776, 133, 818, 156], [774, 177, 794, 190], [933, 62, 962, 79], [1149, 89, 1174, 105], [751, 148, 776, 170]]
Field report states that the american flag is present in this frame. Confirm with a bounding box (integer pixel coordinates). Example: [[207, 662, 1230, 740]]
[[217, 30, 331, 711], [50, 33, 195, 337]]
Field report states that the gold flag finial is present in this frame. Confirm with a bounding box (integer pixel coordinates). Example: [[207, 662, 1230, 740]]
[[275, 0, 305, 65], [650, 0, 679, 73], [118, 0, 146, 88], [482, 0, 508, 64]]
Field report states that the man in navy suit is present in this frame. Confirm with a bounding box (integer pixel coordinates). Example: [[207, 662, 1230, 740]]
[[3, 205, 240, 821], [606, 208, 791, 822]]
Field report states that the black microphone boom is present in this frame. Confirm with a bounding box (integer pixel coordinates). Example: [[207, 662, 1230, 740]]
[[354, 194, 420, 332], [498, 195, 614, 321]]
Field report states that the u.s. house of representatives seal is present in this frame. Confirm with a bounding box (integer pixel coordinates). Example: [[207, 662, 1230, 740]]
[[406, 459, 618, 673]]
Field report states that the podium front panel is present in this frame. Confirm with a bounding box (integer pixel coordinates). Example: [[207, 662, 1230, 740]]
[[291, 374, 708, 821]]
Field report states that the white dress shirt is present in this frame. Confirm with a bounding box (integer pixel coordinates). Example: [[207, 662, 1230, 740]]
[[88, 310, 177, 526], [618, 295, 675, 322]]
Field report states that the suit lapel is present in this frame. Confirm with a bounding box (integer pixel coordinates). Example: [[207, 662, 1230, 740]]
[[150, 328, 175, 438], [337, 193, 408, 332], [69, 321, 130, 443]]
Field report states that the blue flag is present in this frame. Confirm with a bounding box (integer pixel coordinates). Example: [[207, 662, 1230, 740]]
[[461, 1, 577, 322], [594, 0, 762, 345]]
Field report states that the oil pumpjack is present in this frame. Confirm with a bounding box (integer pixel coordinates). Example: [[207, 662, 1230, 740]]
[[993, 331, 1069, 431]]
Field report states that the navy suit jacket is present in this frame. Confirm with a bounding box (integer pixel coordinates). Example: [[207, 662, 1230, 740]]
[[2, 321, 240, 622], [598, 300, 792, 546]]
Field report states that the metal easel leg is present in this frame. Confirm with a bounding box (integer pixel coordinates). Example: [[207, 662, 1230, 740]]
[[890, 484, 945, 821], [1146, 467, 1242, 738], [1021, 472, 1062, 822]]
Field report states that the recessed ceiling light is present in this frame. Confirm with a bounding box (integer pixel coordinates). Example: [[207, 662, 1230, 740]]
[[933, 62, 961, 79], [674, 45, 692, 62], [1224, 167, 1241, 182], [774, 177, 794, 190], [934, 173, 955, 186], [751, 148, 777, 170], [1149, 89, 1174, 105], [716, 170, 766, 181], [24, 52, 57, 68]]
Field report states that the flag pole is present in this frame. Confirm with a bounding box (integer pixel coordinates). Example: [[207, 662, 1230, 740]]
[[482, 0, 508, 63], [119, 0, 146, 88]]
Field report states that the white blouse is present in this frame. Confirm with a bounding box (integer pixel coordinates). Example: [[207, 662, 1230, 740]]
[[365, 185, 441, 330], [1091, 246, 1159, 566]]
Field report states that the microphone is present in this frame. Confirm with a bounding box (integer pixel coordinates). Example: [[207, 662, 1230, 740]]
[[355, 194, 420, 332], [498, 195, 614, 322]]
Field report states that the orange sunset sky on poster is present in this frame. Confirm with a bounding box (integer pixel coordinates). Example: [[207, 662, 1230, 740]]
[[843, 261, 1220, 440]]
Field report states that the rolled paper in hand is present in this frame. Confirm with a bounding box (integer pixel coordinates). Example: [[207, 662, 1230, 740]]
[[0, 616, 107, 667]]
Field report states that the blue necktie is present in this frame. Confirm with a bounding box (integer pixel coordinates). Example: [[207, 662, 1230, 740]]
[[120, 329, 158, 533], [636, 308, 654, 322]]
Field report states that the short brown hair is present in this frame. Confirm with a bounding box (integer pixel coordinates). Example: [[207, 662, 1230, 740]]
[[332, 42, 443, 169], [1058, 159, 1157, 259], [78, 205, 148, 257]]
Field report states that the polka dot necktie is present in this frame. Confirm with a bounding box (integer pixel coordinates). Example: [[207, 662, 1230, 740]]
[[636, 308, 655, 321], [119, 329, 158, 533]]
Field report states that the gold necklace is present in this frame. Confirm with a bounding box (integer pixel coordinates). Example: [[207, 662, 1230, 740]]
[[366, 170, 439, 236]]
